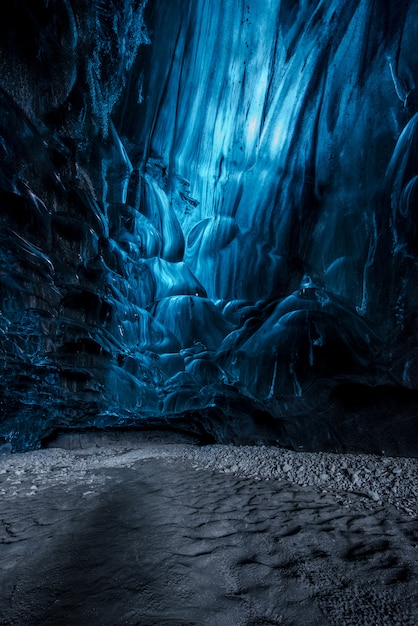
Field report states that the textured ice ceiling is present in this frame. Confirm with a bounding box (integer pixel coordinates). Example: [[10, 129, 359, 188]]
[[1, 0, 418, 454]]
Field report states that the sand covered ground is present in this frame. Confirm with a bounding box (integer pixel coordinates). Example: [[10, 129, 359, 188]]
[[0, 431, 417, 625]]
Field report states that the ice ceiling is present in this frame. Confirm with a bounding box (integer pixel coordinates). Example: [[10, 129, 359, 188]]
[[1, 0, 418, 454]]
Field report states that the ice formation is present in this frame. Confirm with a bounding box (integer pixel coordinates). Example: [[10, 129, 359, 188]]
[[0, 1, 418, 454]]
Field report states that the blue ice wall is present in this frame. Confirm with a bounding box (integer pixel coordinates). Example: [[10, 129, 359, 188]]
[[1, 1, 418, 454]]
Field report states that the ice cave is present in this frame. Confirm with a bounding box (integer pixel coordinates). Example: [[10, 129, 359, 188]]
[[1, 3, 418, 625], [1, 0, 418, 456]]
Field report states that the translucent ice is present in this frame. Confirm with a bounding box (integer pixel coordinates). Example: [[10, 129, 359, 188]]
[[0, 1, 418, 454]]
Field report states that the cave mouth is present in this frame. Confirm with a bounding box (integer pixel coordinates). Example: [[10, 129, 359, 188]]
[[0, 1, 418, 456]]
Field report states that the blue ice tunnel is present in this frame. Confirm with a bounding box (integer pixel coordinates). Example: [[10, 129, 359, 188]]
[[0, 0, 418, 455]]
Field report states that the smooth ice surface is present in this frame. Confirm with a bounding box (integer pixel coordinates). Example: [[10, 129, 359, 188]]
[[1, 1, 418, 453]]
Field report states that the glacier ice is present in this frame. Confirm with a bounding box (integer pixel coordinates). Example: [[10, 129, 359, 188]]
[[0, 0, 418, 455]]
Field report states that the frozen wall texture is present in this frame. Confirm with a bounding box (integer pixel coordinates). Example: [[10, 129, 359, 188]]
[[1, 0, 418, 454]]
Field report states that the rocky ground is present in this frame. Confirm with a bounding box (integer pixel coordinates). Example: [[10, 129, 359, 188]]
[[0, 431, 417, 625]]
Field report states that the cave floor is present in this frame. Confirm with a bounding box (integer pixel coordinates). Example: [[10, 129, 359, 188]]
[[0, 433, 417, 625]]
